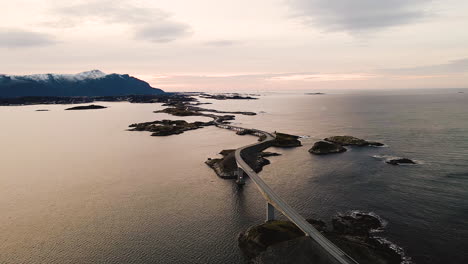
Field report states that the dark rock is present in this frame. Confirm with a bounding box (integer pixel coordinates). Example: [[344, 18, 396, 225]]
[[272, 132, 302, 147], [386, 158, 416, 165], [35, 109, 49, 111], [260, 152, 281, 157], [305, 92, 325, 95], [324, 136, 383, 147], [65, 104, 107, 110], [332, 213, 383, 237], [309, 141, 347, 155]]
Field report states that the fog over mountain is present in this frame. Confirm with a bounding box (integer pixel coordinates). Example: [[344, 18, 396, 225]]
[[0, 70, 164, 97]]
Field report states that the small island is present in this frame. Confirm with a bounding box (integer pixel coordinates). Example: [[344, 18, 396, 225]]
[[309, 141, 347, 155], [129, 120, 213, 136], [239, 212, 407, 264], [206, 150, 281, 179], [65, 104, 107, 110], [199, 93, 258, 100], [272, 132, 302, 147], [386, 158, 416, 165], [324, 135, 384, 147]]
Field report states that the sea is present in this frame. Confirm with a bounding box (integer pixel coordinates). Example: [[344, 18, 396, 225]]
[[1, 89, 467, 264]]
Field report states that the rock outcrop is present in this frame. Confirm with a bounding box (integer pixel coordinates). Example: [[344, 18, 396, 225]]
[[309, 141, 347, 155]]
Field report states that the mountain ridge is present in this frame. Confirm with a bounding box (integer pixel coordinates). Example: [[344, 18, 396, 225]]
[[0, 70, 164, 97]]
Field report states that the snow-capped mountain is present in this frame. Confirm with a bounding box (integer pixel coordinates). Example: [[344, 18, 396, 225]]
[[0, 70, 164, 97], [13, 70, 108, 82]]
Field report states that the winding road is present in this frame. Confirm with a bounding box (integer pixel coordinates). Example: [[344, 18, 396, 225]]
[[215, 121, 358, 264]]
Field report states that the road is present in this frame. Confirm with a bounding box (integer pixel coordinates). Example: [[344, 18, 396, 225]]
[[215, 121, 359, 264]]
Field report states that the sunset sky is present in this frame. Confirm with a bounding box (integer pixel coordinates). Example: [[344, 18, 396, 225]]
[[1, 0, 468, 91]]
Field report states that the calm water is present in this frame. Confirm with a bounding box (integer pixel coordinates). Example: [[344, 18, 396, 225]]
[[1, 90, 467, 263]]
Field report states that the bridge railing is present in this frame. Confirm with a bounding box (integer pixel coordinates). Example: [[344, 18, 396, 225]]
[[234, 131, 359, 264]]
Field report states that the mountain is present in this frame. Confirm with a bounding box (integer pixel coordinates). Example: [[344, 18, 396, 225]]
[[0, 70, 165, 97]]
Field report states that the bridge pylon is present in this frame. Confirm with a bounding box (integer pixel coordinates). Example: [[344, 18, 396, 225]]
[[266, 202, 275, 221], [236, 166, 245, 185]]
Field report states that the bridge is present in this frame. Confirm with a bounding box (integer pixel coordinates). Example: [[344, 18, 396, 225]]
[[215, 121, 359, 264]]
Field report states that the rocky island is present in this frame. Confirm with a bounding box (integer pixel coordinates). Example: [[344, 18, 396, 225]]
[[272, 133, 302, 147], [206, 150, 281, 179], [309, 141, 347, 155], [239, 212, 407, 264], [386, 158, 416, 165], [65, 104, 107, 110], [199, 93, 258, 100], [324, 136, 384, 147], [128, 120, 213, 136]]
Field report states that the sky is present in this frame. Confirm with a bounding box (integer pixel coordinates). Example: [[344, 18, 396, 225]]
[[1, 0, 467, 91]]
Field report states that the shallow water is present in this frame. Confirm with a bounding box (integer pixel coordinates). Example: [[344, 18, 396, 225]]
[[1, 90, 467, 263]]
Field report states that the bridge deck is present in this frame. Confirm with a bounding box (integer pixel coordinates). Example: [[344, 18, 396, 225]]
[[216, 122, 358, 264]]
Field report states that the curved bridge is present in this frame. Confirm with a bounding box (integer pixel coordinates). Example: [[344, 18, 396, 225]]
[[216, 122, 358, 264]]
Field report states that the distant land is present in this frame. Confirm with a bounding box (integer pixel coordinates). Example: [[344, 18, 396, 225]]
[[0, 70, 164, 97]]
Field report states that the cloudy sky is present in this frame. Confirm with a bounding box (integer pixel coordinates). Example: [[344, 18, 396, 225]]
[[1, 0, 467, 91]]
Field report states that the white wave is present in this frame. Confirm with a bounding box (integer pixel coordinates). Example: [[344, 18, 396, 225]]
[[374, 237, 414, 264]]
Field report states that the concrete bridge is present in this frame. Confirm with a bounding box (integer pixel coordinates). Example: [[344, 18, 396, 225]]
[[215, 121, 359, 264]]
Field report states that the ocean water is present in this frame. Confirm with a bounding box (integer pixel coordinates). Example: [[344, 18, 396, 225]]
[[1, 90, 467, 263]]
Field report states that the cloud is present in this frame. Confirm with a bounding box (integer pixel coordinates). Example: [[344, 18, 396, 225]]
[[287, 0, 432, 32], [47, 0, 192, 43], [382, 58, 468, 75], [135, 23, 192, 43], [149, 72, 376, 87], [204, 40, 240, 47], [0, 29, 56, 48]]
